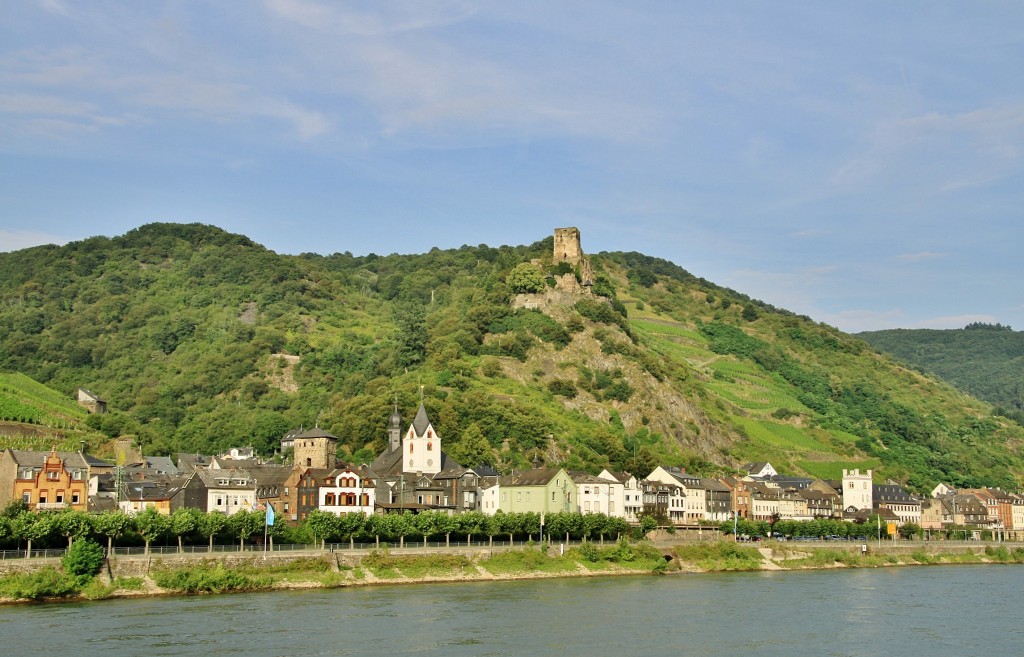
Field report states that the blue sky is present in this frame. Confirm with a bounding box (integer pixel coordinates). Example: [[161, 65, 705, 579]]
[[2, 2, 1022, 333]]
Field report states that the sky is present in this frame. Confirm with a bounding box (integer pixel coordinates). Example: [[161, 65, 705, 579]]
[[1, 2, 1022, 333]]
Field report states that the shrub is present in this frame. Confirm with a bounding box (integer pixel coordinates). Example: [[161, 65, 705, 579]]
[[62, 539, 105, 581]]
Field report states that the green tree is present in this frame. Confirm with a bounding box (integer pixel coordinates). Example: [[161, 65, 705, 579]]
[[305, 509, 340, 550], [197, 512, 228, 552], [135, 508, 171, 555], [92, 511, 135, 555], [52, 509, 91, 548], [228, 510, 263, 549], [170, 508, 202, 552], [12, 512, 53, 556], [506, 263, 546, 294], [446, 423, 494, 468]]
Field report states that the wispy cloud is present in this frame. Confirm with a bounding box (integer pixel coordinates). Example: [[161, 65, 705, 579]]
[[893, 252, 945, 263]]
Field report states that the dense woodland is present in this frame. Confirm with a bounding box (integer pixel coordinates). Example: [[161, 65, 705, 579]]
[[1, 223, 1023, 492], [859, 324, 1024, 423]]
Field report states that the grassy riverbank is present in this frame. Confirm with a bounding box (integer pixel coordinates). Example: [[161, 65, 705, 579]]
[[3, 540, 1023, 604]]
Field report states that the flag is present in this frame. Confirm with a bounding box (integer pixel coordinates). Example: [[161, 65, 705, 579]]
[[265, 502, 275, 527]]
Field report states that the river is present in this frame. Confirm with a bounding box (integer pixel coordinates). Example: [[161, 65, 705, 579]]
[[2, 565, 1021, 656]]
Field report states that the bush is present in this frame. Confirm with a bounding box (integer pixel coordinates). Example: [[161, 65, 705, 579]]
[[62, 539, 105, 580], [0, 566, 80, 600]]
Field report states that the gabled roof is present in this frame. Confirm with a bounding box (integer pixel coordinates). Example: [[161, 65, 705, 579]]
[[4, 448, 109, 469], [511, 467, 567, 487]]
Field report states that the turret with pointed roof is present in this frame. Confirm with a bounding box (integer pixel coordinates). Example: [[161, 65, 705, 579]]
[[405, 403, 441, 475]]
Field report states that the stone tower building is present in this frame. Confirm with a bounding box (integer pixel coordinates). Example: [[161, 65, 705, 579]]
[[553, 227, 583, 265], [551, 227, 594, 291], [292, 428, 338, 470]]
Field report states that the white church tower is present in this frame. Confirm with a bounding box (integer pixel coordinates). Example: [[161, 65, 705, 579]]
[[404, 403, 441, 475]]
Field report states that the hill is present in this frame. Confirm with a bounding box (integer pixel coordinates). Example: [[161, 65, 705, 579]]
[[858, 324, 1024, 415], [1, 222, 1022, 492]]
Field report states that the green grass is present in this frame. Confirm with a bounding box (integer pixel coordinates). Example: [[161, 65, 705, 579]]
[[151, 563, 272, 593], [479, 548, 578, 575], [0, 566, 81, 600], [361, 550, 472, 578], [797, 459, 882, 481], [733, 417, 836, 453], [672, 542, 763, 571]]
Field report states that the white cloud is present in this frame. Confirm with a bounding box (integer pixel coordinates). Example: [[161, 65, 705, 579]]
[[893, 252, 945, 263]]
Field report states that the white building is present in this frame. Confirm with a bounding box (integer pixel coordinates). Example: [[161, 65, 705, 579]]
[[842, 468, 873, 511], [318, 467, 375, 516]]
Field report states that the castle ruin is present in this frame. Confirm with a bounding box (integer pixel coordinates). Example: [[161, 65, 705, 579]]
[[551, 227, 594, 293]]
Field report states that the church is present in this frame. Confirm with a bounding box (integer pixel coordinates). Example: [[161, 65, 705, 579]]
[[367, 401, 495, 513]]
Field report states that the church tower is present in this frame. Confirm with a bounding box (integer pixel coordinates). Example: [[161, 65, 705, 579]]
[[388, 401, 403, 453], [404, 403, 441, 475]]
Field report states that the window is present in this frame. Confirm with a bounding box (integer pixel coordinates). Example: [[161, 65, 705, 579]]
[[39, 492, 48, 504], [216, 496, 223, 506], [410, 443, 414, 453], [47, 470, 59, 481], [56, 493, 64, 504], [284, 487, 289, 495], [71, 492, 80, 504], [21, 491, 30, 503], [517, 492, 522, 502], [427, 441, 433, 451], [72, 470, 83, 480], [552, 492, 556, 502]]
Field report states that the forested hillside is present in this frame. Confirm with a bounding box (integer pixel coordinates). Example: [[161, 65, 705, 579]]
[[1, 223, 1022, 492], [859, 324, 1024, 418]]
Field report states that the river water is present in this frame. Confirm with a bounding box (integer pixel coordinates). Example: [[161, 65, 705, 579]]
[[2, 565, 1021, 657]]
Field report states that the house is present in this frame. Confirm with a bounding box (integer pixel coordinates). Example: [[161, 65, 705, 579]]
[[319, 466, 375, 516], [0, 447, 110, 511], [198, 468, 256, 516], [873, 484, 921, 525], [640, 479, 685, 523], [76, 388, 107, 414], [744, 462, 777, 479], [497, 467, 576, 514], [432, 465, 497, 512], [747, 481, 781, 521], [919, 497, 951, 533], [798, 488, 840, 519], [573, 472, 614, 515], [701, 478, 733, 523], [646, 466, 714, 523], [720, 476, 752, 519], [598, 469, 643, 521]]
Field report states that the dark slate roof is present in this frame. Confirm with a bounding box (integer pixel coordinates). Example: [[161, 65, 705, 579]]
[[368, 447, 403, 476], [177, 453, 212, 470], [4, 449, 109, 469], [513, 467, 565, 486], [412, 403, 431, 436], [292, 427, 339, 440], [146, 456, 179, 475]]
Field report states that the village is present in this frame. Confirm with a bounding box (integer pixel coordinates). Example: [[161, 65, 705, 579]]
[[2, 397, 1021, 549]]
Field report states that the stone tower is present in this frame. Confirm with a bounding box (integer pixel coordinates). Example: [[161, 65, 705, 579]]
[[292, 428, 338, 470], [553, 227, 583, 264], [842, 468, 873, 511], [551, 227, 594, 291]]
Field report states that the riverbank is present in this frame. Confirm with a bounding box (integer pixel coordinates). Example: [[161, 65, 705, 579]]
[[3, 540, 1023, 605]]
